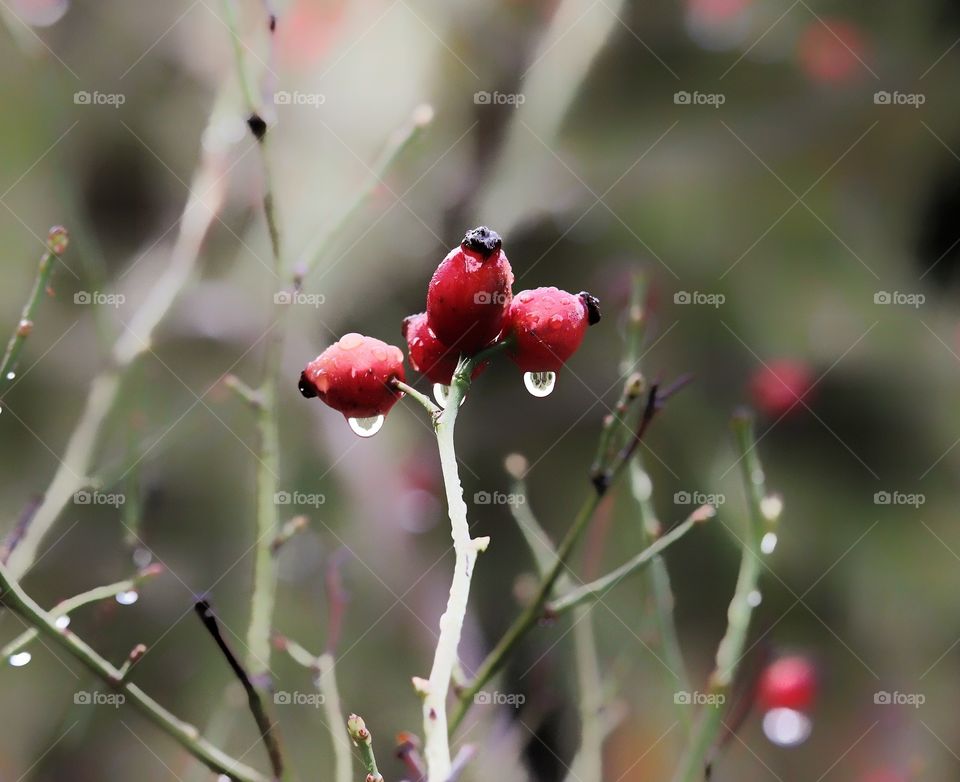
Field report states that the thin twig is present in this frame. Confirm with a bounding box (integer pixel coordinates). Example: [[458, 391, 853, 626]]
[[672, 410, 776, 782], [0, 494, 42, 564], [0, 561, 269, 782], [194, 600, 284, 780], [0, 225, 67, 394], [347, 714, 384, 782]]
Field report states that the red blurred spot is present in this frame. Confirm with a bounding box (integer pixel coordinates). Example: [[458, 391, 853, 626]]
[[797, 19, 868, 85], [749, 359, 814, 418], [758, 655, 817, 712], [277, 0, 348, 70]]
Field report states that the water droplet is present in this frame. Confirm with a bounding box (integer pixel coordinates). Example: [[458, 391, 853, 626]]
[[6, 371, 15, 380], [133, 547, 153, 568], [747, 590, 762, 607], [523, 371, 556, 398], [338, 332, 364, 350], [115, 590, 139, 606], [54, 614, 71, 630], [760, 532, 778, 555], [348, 415, 385, 438], [9, 652, 32, 667], [762, 707, 812, 747], [433, 383, 451, 408]]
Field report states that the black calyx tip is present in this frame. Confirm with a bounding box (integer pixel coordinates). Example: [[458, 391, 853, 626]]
[[247, 113, 268, 141], [580, 292, 601, 325], [268, 13, 277, 32], [462, 226, 502, 259], [298, 371, 317, 398]]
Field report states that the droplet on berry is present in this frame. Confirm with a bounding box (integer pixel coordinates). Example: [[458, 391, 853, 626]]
[[523, 371, 556, 398], [348, 415, 385, 438]]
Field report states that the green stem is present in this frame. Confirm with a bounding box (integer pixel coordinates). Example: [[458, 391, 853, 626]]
[[0, 226, 66, 394], [422, 360, 487, 780], [672, 413, 770, 782], [346, 714, 383, 782], [547, 508, 711, 615], [393, 379, 441, 418], [0, 561, 269, 782]]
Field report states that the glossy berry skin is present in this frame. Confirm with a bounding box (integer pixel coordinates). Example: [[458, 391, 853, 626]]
[[402, 313, 486, 386], [299, 333, 405, 419], [426, 226, 514, 355], [507, 287, 601, 372], [749, 359, 814, 418], [757, 655, 817, 713]]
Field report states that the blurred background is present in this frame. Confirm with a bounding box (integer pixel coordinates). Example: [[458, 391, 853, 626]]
[[0, 0, 958, 779]]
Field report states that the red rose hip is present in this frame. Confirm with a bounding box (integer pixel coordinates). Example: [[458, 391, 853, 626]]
[[426, 226, 514, 355], [299, 333, 406, 431], [749, 359, 814, 418], [402, 312, 486, 386], [508, 287, 601, 373], [757, 655, 817, 713]]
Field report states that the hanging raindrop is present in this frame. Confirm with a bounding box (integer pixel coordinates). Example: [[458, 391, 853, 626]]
[[54, 615, 71, 630], [433, 383, 451, 409], [8, 651, 32, 667], [115, 590, 139, 606], [747, 590, 762, 607], [347, 415, 385, 438], [6, 372, 15, 380], [761, 532, 778, 555], [523, 371, 556, 398]]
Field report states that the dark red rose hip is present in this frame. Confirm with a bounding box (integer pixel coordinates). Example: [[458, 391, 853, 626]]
[[757, 655, 817, 712], [402, 312, 486, 386], [507, 287, 601, 373], [299, 334, 406, 432], [426, 226, 514, 356]]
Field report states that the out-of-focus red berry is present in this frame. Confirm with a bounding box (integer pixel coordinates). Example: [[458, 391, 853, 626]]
[[402, 312, 486, 386], [507, 288, 601, 372], [758, 655, 817, 712], [797, 19, 867, 85], [299, 333, 405, 419], [426, 226, 514, 355], [749, 359, 814, 417]]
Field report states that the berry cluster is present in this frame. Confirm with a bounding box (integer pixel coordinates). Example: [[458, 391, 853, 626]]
[[298, 226, 601, 432]]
